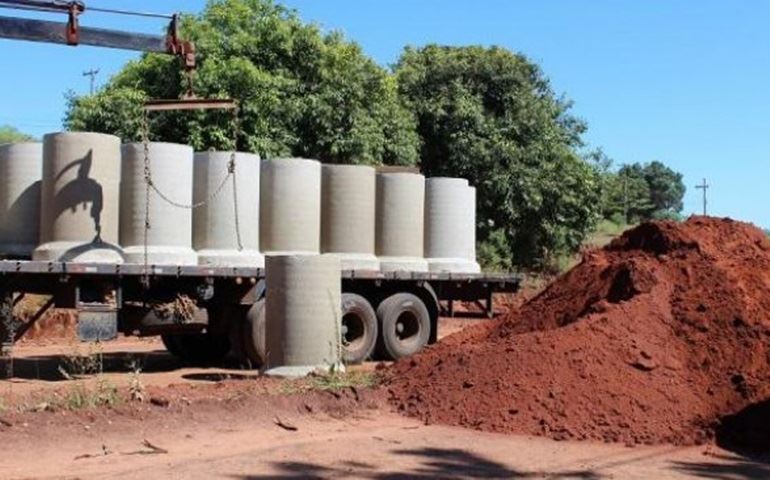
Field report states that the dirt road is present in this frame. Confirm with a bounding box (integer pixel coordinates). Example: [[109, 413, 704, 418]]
[[1, 397, 762, 480], [0, 317, 768, 479]]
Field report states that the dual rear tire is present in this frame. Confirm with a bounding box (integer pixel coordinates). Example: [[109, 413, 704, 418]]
[[161, 331, 230, 364], [161, 292, 432, 366], [375, 293, 431, 361]]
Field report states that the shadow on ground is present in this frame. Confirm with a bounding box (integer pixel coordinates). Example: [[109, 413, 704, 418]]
[[671, 397, 770, 479], [0, 349, 247, 382], [234, 447, 602, 479], [671, 453, 770, 480]]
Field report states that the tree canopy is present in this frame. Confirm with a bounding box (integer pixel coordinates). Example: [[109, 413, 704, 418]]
[[601, 160, 685, 223], [395, 45, 601, 269], [65, 0, 419, 165], [62, 0, 688, 271], [0, 125, 35, 143]]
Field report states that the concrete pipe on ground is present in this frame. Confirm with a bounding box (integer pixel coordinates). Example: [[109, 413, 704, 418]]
[[120, 142, 197, 265], [193, 151, 263, 267], [260, 158, 321, 255], [0, 142, 42, 259], [375, 172, 428, 272], [321, 164, 379, 271], [33, 132, 123, 263], [424, 177, 481, 273], [263, 254, 342, 377]]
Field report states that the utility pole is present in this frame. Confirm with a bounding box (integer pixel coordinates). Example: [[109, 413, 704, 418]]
[[695, 178, 709, 216], [82, 68, 100, 94], [622, 173, 628, 224]]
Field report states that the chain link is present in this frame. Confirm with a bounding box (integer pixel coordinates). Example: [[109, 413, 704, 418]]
[[230, 105, 244, 251], [141, 110, 151, 290], [140, 103, 244, 288]]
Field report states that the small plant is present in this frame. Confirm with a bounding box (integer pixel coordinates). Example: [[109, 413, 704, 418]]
[[126, 358, 146, 403], [59, 342, 103, 379], [60, 376, 120, 410], [279, 370, 378, 395], [310, 370, 378, 392]]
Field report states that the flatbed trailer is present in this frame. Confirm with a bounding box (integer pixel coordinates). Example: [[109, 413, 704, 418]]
[[0, 260, 522, 365]]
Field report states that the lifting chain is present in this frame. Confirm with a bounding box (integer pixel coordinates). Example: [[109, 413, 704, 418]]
[[140, 104, 244, 289]]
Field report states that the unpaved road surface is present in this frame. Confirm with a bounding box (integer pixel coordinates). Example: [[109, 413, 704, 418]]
[[1, 400, 763, 480], [0, 317, 768, 479]]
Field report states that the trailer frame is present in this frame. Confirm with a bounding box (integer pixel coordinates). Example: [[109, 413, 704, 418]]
[[0, 260, 522, 361]]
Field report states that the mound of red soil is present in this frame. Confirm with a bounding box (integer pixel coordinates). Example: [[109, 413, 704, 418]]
[[387, 217, 770, 445]]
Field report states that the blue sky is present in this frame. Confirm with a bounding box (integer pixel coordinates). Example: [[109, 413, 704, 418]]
[[0, 1, 767, 227]]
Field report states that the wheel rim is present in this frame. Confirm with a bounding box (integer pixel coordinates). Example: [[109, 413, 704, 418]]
[[342, 312, 366, 351], [394, 310, 420, 344]]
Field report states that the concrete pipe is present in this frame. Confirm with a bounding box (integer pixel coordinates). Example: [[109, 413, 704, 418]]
[[321, 164, 378, 271], [33, 132, 123, 263], [264, 254, 342, 377], [260, 158, 321, 255], [193, 151, 263, 267], [120, 142, 197, 265], [375, 172, 428, 272], [0, 142, 42, 259], [425, 177, 481, 273]]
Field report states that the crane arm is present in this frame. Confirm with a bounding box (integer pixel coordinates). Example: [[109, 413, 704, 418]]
[[0, 1, 195, 68], [0, 1, 237, 109]]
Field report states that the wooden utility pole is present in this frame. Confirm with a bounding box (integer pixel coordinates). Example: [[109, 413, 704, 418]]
[[82, 68, 100, 94], [695, 178, 709, 216]]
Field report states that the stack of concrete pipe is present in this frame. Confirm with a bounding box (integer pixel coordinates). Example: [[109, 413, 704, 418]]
[[424, 177, 481, 273], [321, 164, 378, 270], [375, 172, 429, 272], [34, 132, 123, 263], [0, 132, 483, 275], [260, 158, 321, 256], [120, 142, 197, 265], [263, 254, 342, 377], [0, 142, 42, 259], [193, 151, 263, 267]]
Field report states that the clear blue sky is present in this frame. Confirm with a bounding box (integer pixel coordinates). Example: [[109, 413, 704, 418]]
[[0, 1, 768, 227]]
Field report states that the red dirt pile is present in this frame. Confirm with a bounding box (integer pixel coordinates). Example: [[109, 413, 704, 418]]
[[387, 217, 770, 445]]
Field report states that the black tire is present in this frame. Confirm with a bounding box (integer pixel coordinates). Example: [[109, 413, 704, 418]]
[[240, 299, 266, 369], [161, 331, 230, 364], [161, 334, 184, 358], [376, 293, 431, 360], [340, 293, 378, 364]]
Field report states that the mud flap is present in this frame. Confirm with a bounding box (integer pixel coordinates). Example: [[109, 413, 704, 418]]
[[77, 303, 118, 342]]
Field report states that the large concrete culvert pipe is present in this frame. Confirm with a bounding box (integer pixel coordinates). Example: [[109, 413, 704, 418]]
[[263, 254, 342, 377], [375, 172, 429, 272], [33, 132, 123, 263], [424, 177, 481, 273], [260, 158, 321, 255], [193, 151, 263, 267], [0, 142, 42, 259], [120, 142, 197, 265], [321, 164, 379, 271]]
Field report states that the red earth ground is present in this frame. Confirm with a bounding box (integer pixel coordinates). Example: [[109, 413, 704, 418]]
[[4, 218, 770, 477], [388, 217, 770, 449]]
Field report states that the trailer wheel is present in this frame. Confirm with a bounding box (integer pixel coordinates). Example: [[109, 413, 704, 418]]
[[161, 332, 230, 364], [376, 293, 431, 360], [341, 293, 378, 364], [240, 299, 267, 369], [161, 334, 184, 358]]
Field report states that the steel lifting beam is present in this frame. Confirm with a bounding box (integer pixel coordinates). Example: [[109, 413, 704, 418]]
[[0, 15, 167, 52]]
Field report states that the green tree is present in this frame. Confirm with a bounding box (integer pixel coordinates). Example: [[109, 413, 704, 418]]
[[642, 160, 685, 215], [395, 45, 601, 269], [65, 0, 419, 165], [604, 161, 684, 222], [0, 125, 35, 143]]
